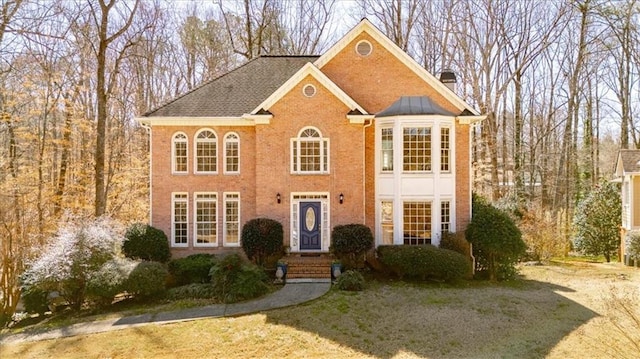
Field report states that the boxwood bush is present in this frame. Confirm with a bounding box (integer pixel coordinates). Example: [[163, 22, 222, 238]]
[[377, 245, 471, 282], [335, 270, 365, 291], [440, 232, 471, 257], [123, 223, 171, 263], [124, 261, 168, 299], [330, 224, 374, 269], [168, 254, 217, 286], [241, 218, 283, 266], [86, 258, 138, 307], [210, 254, 270, 303]]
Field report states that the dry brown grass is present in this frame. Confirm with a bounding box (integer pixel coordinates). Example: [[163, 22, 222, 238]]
[[2, 261, 639, 359]]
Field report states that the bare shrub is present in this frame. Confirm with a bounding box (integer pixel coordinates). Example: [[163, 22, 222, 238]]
[[520, 207, 569, 261]]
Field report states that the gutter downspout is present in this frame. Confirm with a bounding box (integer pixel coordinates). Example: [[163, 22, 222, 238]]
[[363, 119, 373, 225]]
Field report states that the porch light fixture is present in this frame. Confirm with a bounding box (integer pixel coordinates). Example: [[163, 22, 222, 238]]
[[277, 193, 281, 204], [339, 193, 344, 204]]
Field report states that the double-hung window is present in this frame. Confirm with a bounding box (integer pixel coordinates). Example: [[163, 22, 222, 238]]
[[172, 133, 188, 174], [381, 128, 393, 172], [224, 193, 240, 246], [224, 133, 240, 174], [172, 193, 188, 247], [291, 127, 329, 174], [403, 201, 431, 245], [195, 129, 217, 173], [194, 193, 217, 246], [441, 127, 450, 172]]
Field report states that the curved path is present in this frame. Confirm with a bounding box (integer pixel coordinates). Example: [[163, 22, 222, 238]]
[[0, 281, 331, 345]]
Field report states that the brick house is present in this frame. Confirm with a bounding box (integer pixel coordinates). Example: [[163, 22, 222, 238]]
[[136, 19, 485, 258]]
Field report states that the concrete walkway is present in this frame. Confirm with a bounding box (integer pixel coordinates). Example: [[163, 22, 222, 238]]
[[0, 281, 331, 345]]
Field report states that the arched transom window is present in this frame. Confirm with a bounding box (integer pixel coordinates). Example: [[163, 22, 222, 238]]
[[195, 129, 217, 173], [291, 127, 329, 174], [172, 132, 188, 174]]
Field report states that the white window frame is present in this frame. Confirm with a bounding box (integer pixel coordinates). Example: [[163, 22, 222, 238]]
[[381, 127, 394, 173], [223, 132, 240, 174], [402, 126, 432, 173], [172, 132, 188, 174], [194, 128, 217, 174], [171, 192, 189, 247], [223, 192, 241, 247], [380, 200, 394, 245], [441, 200, 451, 233], [194, 192, 217, 247], [440, 126, 451, 173], [291, 126, 329, 174], [402, 201, 432, 245]]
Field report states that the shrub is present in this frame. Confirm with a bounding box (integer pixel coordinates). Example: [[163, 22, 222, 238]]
[[210, 254, 270, 303], [377, 245, 472, 282], [241, 218, 283, 266], [125, 261, 168, 299], [520, 207, 569, 262], [168, 254, 217, 286], [123, 223, 171, 263], [86, 258, 138, 307], [466, 194, 526, 281], [439, 232, 471, 257], [330, 224, 374, 269], [21, 286, 49, 315], [21, 217, 125, 309], [335, 270, 365, 291], [167, 284, 217, 300], [627, 231, 640, 265]]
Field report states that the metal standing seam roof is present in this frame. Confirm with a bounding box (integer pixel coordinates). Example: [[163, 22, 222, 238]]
[[144, 55, 320, 118], [375, 96, 458, 117]]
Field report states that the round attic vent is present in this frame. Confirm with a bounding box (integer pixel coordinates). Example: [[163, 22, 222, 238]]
[[303, 84, 316, 97], [356, 40, 372, 56]]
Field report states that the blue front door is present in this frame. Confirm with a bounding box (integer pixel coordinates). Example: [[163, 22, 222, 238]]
[[300, 202, 321, 250]]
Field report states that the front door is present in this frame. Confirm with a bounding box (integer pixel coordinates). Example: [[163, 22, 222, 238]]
[[299, 201, 321, 250]]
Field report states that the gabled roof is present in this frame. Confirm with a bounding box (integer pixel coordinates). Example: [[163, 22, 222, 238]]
[[376, 96, 457, 117], [144, 56, 318, 117], [314, 18, 481, 117], [252, 63, 367, 115], [616, 149, 640, 176]]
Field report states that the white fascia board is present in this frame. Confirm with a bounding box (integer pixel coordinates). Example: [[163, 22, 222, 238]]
[[457, 115, 487, 125], [251, 62, 367, 115], [134, 117, 257, 127], [347, 114, 375, 124], [314, 19, 481, 116]]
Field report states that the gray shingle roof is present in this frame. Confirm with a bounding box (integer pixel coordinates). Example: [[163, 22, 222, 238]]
[[376, 96, 457, 117], [144, 56, 319, 117], [618, 149, 640, 174]]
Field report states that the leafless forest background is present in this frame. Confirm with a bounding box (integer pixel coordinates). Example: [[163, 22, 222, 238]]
[[1, 0, 639, 322]]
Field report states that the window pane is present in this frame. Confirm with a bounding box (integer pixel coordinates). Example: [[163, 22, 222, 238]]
[[403, 127, 431, 172], [173, 194, 188, 245], [381, 128, 393, 172], [196, 131, 216, 172], [381, 201, 394, 245], [441, 201, 450, 233], [441, 127, 450, 172], [225, 194, 240, 246], [195, 194, 216, 245], [403, 201, 431, 245], [225, 138, 239, 173]]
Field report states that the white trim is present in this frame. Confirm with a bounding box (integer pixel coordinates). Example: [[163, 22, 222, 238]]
[[314, 19, 480, 116], [171, 132, 188, 174], [302, 84, 317, 97], [347, 114, 375, 124], [136, 116, 259, 127], [457, 115, 486, 125], [171, 192, 189, 248], [223, 132, 240, 174], [251, 62, 367, 115], [290, 192, 330, 252], [355, 39, 373, 56], [194, 128, 218, 174], [193, 192, 217, 247], [223, 192, 241, 247]]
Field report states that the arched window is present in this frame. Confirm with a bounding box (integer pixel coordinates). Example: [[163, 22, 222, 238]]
[[291, 127, 329, 174], [172, 132, 188, 174], [224, 132, 240, 174], [195, 129, 217, 173]]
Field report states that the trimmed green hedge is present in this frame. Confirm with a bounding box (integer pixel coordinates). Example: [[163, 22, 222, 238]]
[[168, 254, 217, 286], [241, 218, 283, 266], [330, 224, 374, 269], [377, 245, 471, 282], [125, 261, 168, 298], [123, 223, 171, 263]]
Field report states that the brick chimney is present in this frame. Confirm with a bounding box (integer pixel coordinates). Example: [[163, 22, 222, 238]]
[[439, 70, 456, 92]]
